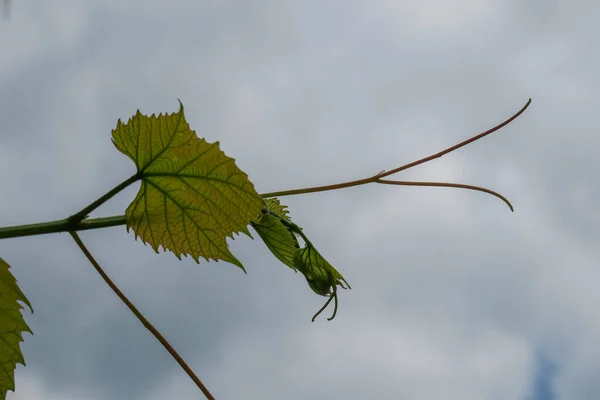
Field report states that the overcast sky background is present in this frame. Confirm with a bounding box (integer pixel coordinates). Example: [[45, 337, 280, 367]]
[[1, 1, 598, 399]]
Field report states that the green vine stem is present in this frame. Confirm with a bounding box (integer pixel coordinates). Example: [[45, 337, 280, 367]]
[[0, 172, 139, 239], [0, 98, 530, 241], [68, 231, 216, 400], [0, 215, 127, 240]]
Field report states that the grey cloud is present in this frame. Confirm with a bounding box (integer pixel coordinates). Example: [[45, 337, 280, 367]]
[[2, 1, 599, 399]]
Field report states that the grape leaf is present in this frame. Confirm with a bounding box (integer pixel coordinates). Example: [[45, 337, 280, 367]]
[[112, 101, 264, 270], [252, 198, 350, 297], [0, 258, 32, 399]]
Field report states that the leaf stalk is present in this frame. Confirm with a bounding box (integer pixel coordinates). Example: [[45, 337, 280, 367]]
[[68, 174, 139, 223]]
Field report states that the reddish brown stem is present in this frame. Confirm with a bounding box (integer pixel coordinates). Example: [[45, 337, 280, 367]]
[[376, 180, 514, 211], [378, 99, 532, 178], [260, 99, 531, 211], [68, 231, 216, 400]]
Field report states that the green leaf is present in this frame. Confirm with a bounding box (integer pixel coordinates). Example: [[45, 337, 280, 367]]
[[251, 199, 299, 270], [111, 101, 264, 270], [252, 198, 350, 296], [0, 258, 32, 399]]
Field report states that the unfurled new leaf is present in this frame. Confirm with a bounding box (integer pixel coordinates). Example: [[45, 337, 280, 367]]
[[251, 199, 299, 270], [112, 101, 264, 270], [0, 258, 32, 399], [295, 245, 350, 296], [252, 198, 350, 299]]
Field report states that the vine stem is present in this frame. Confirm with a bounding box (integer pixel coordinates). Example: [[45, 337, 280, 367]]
[[0, 98, 530, 240], [68, 231, 216, 400]]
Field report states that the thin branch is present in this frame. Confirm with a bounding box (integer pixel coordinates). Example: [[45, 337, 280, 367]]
[[0, 215, 128, 240], [261, 175, 375, 199], [68, 231, 216, 400]]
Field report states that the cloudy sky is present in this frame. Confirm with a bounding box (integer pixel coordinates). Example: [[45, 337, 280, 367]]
[[1, 1, 598, 399]]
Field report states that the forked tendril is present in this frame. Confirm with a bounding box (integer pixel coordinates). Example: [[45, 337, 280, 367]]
[[261, 98, 532, 212], [312, 286, 339, 322]]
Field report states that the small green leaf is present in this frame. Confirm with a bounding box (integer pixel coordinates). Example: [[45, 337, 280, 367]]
[[251, 201, 299, 271], [0, 258, 32, 399], [264, 198, 291, 221], [112, 101, 264, 270]]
